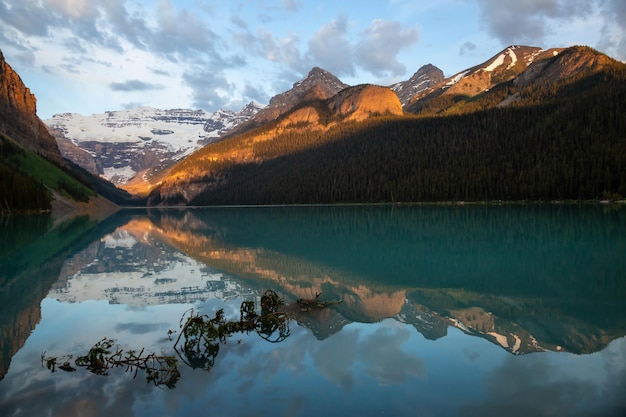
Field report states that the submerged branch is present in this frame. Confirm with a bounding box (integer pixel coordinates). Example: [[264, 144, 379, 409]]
[[42, 338, 180, 388], [41, 289, 340, 388]]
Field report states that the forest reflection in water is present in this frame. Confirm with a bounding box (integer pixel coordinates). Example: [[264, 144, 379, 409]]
[[0, 204, 625, 416]]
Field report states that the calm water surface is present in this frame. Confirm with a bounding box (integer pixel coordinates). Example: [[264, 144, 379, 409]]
[[1, 205, 625, 416]]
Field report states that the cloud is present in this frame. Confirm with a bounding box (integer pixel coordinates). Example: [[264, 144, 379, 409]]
[[182, 66, 234, 110], [121, 101, 145, 109], [311, 323, 424, 389], [474, 0, 593, 45], [150, 67, 171, 76], [0, 1, 59, 37], [460, 41, 477, 55], [63, 36, 87, 53], [59, 63, 80, 73], [153, 0, 220, 57], [281, 0, 301, 12], [110, 80, 165, 91], [230, 14, 248, 30], [461, 351, 626, 417], [357, 325, 425, 385], [44, 0, 99, 20], [234, 27, 306, 73], [355, 19, 420, 77], [243, 83, 269, 104], [307, 15, 355, 77], [14, 50, 36, 66], [305, 16, 420, 79], [599, 0, 626, 59], [115, 322, 170, 334]]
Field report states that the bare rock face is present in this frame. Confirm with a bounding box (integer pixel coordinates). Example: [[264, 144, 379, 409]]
[[250, 67, 349, 124], [327, 84, 403, 122], [48, 127, 102, 175], [514, 46, 613, 87], [390, 64, 444, 107], [0, 50, 63, 164]]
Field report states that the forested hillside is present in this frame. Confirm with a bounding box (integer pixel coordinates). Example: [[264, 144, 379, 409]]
[[0, 133, 97, 213], [149, 48, 626, 206], [1, 49, 138, 213]]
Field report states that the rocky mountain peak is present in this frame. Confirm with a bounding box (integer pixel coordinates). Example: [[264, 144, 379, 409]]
[[251, 67, 349, 124], [390, 64, 444, 106], [238, 101, 265, 117], [271, 66, 348, 108]]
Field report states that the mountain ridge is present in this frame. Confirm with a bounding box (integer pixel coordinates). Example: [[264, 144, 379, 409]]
[[47, 44, 594, 193], [147, 83, 403, 205], [3, 44, 625, 211], [149, 45, 626, 206], [405, 45, 563, 113]]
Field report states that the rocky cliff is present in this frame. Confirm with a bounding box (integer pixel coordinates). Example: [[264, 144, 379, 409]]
[[327, 84, 403, 122], [0, 50, 63, 165]]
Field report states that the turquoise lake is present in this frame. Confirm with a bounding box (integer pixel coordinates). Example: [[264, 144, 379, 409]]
[[1, 205, 625, 416]]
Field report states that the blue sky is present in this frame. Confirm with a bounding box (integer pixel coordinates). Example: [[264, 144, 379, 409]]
[[1, 0, 624, 119]]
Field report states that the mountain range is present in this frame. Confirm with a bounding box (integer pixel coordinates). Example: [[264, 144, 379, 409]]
[[1, 44, 625, 212], [45, 103, 263, 193]]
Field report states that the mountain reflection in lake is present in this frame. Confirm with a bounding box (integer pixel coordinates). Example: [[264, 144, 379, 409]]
[[1, 205, 625, 416]]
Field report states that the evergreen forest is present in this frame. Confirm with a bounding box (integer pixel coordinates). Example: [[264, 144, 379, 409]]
[[169, 61, 626, 206], [0, 133, 96, 213]]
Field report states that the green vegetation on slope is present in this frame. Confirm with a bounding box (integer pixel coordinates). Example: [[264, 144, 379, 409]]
[[0, 133, 95, 213]]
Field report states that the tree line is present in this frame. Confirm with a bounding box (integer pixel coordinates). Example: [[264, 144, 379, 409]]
[[0, 136, 51, 212], [182, 62, 626, 206]]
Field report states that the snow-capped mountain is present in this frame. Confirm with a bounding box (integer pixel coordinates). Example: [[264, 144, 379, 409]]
[[390, 64, 444, 106], [45, 103, 263, 186], [404, 45, 564, 113], [440, 45, 561, 92]]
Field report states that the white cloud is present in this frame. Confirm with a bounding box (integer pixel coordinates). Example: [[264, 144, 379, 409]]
[[43, 0, 99, 20], [355, 19, 420, 77], [0, 0, 621, 118], [109, 79, 164, 91], [475, 0, 594, 45], [307, 15, 355, 76]]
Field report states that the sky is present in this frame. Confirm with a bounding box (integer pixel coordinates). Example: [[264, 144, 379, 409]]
[[1, 0, 624, 119]]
